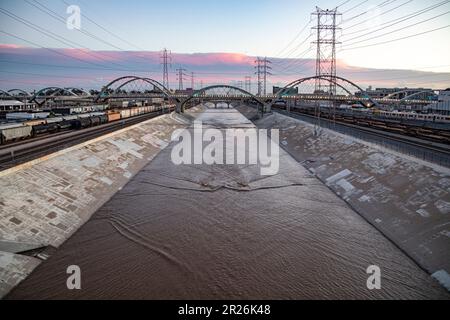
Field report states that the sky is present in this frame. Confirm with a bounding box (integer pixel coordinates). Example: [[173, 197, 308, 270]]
[[0, 0, 449, 91]]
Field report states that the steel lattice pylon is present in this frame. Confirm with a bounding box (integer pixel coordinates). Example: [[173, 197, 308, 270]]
[[312, 7, 342, 96], [161, 49, 172, 90]]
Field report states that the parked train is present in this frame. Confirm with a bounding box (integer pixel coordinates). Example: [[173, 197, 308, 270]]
[[333, 105, 450, 124], [280, 102, 450, 124], [374, 110, 450, 124], [0, 104, 174, 145]]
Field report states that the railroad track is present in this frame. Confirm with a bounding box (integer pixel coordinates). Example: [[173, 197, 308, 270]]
[[275, 108, 450, 167], [280, 107, 450, 144], [0, 110, 169, 171]]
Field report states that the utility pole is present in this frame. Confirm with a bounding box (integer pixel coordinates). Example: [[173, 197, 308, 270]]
[[160, 48, 171, 89], [312, 7, 341, 96], [191, 72, 195, 90], [176, 68, 188, 91], [245, 76, 251, 93], [254, 57, 272, 96]]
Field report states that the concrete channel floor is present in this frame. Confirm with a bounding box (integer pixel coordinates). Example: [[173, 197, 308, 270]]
[[6, 106, 449, 299]]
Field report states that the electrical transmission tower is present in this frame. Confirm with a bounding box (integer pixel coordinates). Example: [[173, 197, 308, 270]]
[[176, 68, 188, 91], [245, 76, 251, 93], [160, 48, 172, 89], [311, 7, 341, 96], [254, 57, 272, 96]]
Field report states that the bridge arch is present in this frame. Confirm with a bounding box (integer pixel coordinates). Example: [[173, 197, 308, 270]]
[[177, 85, 264, 113], [95, 76, 175, 103], [8, 89, 30, 96], [383, 89, 438, 101], [273, 75, 378, 107], [29, 87, 80, 106], [0, 89, 26, 103], [402, 90, 438, 101], [64, 87, 92, 97]]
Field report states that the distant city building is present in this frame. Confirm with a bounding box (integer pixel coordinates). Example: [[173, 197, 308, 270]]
[[175, 88, 194, 95], [273, 86, 298, 95], [426, 89, 450, 115], [0, 100, 36, 112]]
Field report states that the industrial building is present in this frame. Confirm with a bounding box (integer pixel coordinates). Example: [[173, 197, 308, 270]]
[[426, 89, 450, 115], [273, 86, 299, 95], [0, 100, 37, 112]]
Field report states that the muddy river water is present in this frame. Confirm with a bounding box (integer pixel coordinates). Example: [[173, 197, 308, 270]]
[[7, 107, 449, 299]]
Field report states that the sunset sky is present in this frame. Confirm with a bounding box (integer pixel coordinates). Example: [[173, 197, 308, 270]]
[[0, 0, 449, 91]]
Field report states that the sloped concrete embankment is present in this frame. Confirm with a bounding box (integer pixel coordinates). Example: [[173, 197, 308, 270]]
[[0, 110, 195, 297], [254, 111, 450, 291]]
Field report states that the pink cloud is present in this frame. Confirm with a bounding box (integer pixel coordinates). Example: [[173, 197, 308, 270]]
[[174, 52, 254, 66], [0, 43, 25, 49], [0, 45, 449, 90]]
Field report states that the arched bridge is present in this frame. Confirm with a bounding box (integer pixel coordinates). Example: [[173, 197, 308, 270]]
[[28, 87, 93, 107], [269, 75, 379, 108], [95, 76, 176, 103], [1, 75, 440, 111], [177, 85, 265, 113]]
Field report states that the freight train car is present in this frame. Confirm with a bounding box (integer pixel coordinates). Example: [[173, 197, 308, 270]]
[[0, 123, 33, 144], [1, 105, 166, 145], [120, 109, 131, 119], [107, 111, 121, 122]]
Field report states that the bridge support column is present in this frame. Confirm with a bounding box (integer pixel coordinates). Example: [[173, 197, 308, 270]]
[[176, 103, 182, 113]]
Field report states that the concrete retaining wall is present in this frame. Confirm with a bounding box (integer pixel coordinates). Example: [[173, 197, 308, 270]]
[[0, 111, 193, 297], [255, 112, 450, 291]]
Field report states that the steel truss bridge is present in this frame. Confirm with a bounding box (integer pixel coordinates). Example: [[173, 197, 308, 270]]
[[1, 75, 440, 112]]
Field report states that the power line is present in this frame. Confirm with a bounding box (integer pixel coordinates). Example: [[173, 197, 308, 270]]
[[273, 17, 313, 58], [342, 24, 450, 51], [343, 13, 450, 48], [0, 7, 139, 72], [272, 47, 315, 74], [25, 0, 123, 51], [346, 1, 450, 41], [342, 0, 448, 37], [24, 0, 152, 66], [0, 30, 133, 72], [272, 33, 315, 69], [341, 0, 397, 24], [60, 0, 146, 51], [0, 58, 255, 78], [337, 0, 353, 9], [342, 0, 413, 31], [0, 70, 114, 80], [0, 59, 154, 73], [342, 0, 370, 14]]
